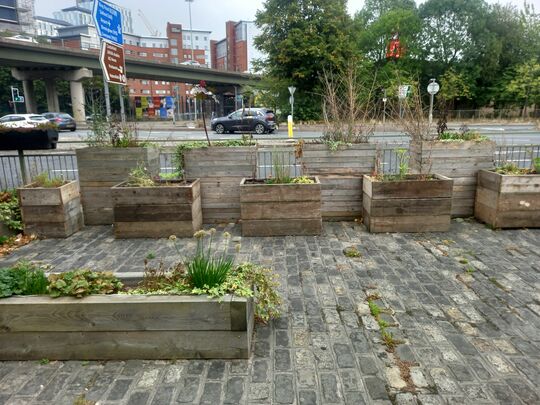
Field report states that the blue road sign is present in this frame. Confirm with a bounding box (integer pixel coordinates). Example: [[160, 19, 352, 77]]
[[92, 0, 123, 45]]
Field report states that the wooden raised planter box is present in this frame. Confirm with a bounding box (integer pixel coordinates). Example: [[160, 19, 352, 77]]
[[0, 294, 254, 360], [363, 174, 454, 233], [475, 169, 540, 228], [17, 180, 83, 238], [112, 179, 202, 238], [76, 147, 160, 225], [240, 177, 322, 236]]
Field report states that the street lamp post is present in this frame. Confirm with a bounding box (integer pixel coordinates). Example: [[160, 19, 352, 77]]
[[427, 78, 440, 126], [288, 86, 296, 122], [186, 0, 197, 121]]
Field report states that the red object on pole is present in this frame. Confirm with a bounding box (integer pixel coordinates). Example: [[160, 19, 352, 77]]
[[386, 32, 402, 60]]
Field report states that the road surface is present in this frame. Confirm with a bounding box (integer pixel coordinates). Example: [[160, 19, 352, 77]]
[[56, 123, 540, 147]]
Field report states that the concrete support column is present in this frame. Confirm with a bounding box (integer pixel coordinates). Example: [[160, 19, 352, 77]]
[[70, 80, 86, 124], [217, 94, 225, 117], [22, 80, 37, 113], [44, 79, 60, 112]]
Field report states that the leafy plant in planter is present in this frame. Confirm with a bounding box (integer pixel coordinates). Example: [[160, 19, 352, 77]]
[[533, 157, 540, 173], [0, 190, 22, 234], [48, 269, 123, 298], [0, 261, 48, 298], [138, 230, 282, 322]]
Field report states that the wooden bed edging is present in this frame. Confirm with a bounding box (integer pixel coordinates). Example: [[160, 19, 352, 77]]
[[0, 294, 254, 360]]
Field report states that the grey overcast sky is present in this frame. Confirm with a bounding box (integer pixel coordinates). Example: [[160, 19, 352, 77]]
[[35, 0, 540, 40]]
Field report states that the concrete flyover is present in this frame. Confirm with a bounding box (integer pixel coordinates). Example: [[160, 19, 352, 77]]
[[0, 39, 258, 122]]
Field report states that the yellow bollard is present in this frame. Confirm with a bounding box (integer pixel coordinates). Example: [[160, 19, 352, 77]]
[[288, 115, 293, 138]]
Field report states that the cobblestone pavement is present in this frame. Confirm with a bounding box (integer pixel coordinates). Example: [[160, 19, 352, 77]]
[[0, 219, 539, 404]]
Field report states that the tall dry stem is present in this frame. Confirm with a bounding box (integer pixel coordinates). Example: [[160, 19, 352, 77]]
[[320, 62, 377, 144]]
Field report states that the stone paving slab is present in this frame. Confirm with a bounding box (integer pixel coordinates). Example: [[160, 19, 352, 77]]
[[0, 219, 539, 404]]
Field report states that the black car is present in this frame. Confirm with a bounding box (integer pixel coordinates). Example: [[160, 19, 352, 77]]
[[211, 108, 276, 135], [43, 112, 77, 131]]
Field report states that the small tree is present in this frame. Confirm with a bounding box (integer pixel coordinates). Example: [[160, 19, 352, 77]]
[[504, 59, 540, 118], [190, 81, 219, 146], [320, 61, 377, 144]]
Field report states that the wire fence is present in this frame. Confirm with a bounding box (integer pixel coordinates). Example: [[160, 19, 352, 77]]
[[1, 145, 539, 190]]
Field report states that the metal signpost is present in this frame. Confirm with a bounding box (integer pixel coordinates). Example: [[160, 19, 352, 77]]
[[10, 86, 24, 114], [93, 0, 125, 121], [427, 79, 440, 126]]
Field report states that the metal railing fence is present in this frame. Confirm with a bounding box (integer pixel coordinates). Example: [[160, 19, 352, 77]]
[[1, 145, 538, 190]]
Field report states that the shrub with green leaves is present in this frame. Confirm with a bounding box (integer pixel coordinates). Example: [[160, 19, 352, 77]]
[[0, 261, 48, 298], [48, 269, 123, 298], [0, 190, 22, 233]]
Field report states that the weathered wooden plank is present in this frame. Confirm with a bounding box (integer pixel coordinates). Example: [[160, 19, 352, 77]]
[[241, 218, 322, 236], [239, 179, 321, 203], [112, 184, 198, 205], [23, 214, 83, 238], [364, 213, 451, 233], [363, 195, 452, 216], [21, 198, 82, 223], [363, 175, 453, 200], [499, 176, 540, 194], [0, 295, 237, 332], [114, 217, 201, 238], [241, 201, 321, 220], [114, 204, 195, 221], [0, 331, 250, 360]]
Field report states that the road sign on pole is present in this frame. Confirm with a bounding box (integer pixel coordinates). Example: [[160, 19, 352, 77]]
[[100, 41, 127, 85], [398, 85, 411, 99], [93, 0, 123, 45]]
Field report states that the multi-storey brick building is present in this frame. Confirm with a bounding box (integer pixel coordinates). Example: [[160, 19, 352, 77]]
[[211, 20, 261, 73]]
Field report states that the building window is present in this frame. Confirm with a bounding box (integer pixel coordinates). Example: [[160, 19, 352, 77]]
[[204, 36, 207, 41], [172, 27, 181, 33], [195, 45, 199, 49], [129, 89, 135, 93], [141, 80, 149, 85], [153, 53, 164, 57], [171, 48, 178, 56], [139, 52, 147, 56], [142, 90, 151, 94], [170, 39, 177, 46], [142, 42, 146, 47], [195, 36, 198, 40], [155, 81, 159, 85], [172, 57, 178, 64]]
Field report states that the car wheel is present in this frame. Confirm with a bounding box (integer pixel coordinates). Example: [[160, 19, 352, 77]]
[[254, 123, 265, 135], [215, 124, 225, 134]]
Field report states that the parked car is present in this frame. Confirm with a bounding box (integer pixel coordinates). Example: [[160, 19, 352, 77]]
[[211, 108, 276, 135], [43, 112, 77, 131], [0, 114, 49, 128]]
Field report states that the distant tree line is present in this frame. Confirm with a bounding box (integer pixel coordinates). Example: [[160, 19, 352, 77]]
[[254, 0, 540, 121]]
